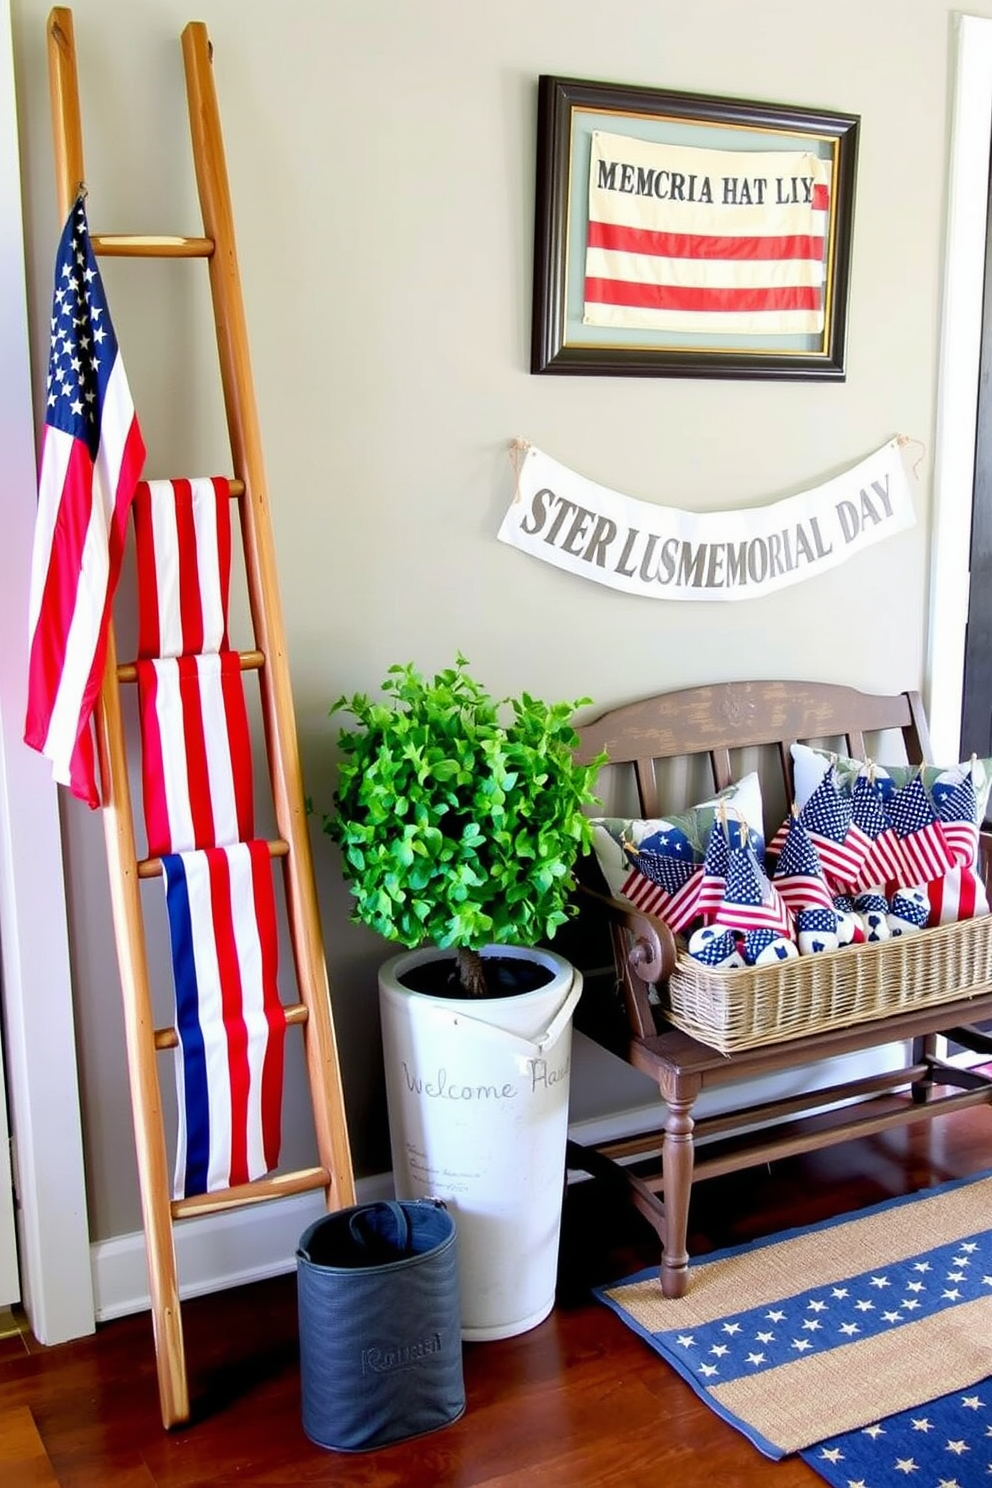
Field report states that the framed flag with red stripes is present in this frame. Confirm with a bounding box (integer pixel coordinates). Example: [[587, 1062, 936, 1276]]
[[532, 76, 859, 380]]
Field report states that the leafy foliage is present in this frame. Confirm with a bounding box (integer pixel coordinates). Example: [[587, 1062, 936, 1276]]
[[323, 657, 605, 957]]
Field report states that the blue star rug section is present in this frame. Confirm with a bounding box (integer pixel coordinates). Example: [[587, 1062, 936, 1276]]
[[802, 1382, 992, 1487], [594, 1169, 992, 1459]]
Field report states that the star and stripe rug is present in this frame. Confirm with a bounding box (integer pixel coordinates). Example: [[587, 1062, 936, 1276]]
[[596, 1168, 992, 1483]]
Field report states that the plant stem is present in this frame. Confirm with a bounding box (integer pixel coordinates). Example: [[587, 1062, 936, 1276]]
[[455, 946, 489, 999]]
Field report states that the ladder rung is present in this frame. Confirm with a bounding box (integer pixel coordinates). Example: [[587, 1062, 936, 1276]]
[[172, 1165, 330, 1220], [117, 648, 264, 684], [92, 233, 213, 258], [154, 1000, 309, 1050], [137, 838, 290, 879]]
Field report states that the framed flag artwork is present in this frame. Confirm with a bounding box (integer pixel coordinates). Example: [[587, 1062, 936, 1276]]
[[531, 77, 859, 380]]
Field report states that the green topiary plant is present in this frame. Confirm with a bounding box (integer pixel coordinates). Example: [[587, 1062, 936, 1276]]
[[323, 655, 605, 998]]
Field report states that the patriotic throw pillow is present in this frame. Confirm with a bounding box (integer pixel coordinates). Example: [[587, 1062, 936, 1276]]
[[590, 772, 764, 932]]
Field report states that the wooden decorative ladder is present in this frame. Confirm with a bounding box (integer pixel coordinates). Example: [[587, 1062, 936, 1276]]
[[46, 7, 356, 1428]]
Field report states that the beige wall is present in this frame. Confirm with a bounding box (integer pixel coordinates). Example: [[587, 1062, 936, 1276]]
[[8, 0, 979, 1239]]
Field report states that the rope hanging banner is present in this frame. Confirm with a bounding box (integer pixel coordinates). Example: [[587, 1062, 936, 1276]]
[[497, 437, 917, 602]]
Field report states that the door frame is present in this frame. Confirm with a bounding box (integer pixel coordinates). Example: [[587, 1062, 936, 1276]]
[[927, 14, 992, 760], [0, 0, 94, 1342]]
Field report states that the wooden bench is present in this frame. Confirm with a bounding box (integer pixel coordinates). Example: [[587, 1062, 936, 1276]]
[[567, 679, 992, 1297]]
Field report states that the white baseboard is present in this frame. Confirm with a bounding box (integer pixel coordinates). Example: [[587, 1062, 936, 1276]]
[[90, 1104, 667, 1322], [90, 1170, 396, 1323], [91, 1043, 925, 1323]]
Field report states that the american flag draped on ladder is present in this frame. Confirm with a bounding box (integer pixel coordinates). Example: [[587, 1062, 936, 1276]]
[[134, 467, 288, 1198], [584, 134, 832, 336], [24, 195, 146, 806]]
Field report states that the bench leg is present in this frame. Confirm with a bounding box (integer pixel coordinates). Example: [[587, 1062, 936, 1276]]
[[659, 1082, 697, 1298], [912, 1033, 937, 1104]]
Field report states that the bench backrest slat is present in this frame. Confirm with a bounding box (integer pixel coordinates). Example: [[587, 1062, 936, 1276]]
[[575, 680, 928, 824]]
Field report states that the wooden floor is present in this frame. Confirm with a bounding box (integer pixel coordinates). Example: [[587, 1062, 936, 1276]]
[[2, 1105, 990, 1487]]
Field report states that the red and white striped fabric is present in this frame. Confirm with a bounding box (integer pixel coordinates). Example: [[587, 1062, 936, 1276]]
[[162, 841, 287, 1198], [926, 867, 990, 926], [584, 132, 831, 336], [133, 476, 232, 657], [136, 653, 255, 857]]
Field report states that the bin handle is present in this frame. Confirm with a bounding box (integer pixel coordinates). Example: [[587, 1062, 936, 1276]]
[[434, 971, 583, 1058], [346, 1200, 411, 1256]]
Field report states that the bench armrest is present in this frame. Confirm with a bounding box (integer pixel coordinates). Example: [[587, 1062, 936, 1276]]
[[577, 882, 680, 1040]]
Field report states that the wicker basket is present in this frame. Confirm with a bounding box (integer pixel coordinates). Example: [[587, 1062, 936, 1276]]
[[663, 915, 992, 1054]]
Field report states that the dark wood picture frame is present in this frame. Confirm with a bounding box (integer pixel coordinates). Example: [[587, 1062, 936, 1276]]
[[531, 76, 859, 381]]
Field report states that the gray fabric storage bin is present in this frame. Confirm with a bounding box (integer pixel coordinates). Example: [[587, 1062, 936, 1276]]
[[296, 1198, 465, 1452]]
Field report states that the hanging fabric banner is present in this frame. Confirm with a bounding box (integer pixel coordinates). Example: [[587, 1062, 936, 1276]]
[[497, 438, 916, 603]]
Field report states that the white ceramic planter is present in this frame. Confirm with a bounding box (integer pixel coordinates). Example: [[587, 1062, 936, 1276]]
[[378, 945, 582, 1341]]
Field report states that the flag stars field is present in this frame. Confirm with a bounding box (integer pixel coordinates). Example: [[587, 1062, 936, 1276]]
[[805, 1389, 992, 1486]]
